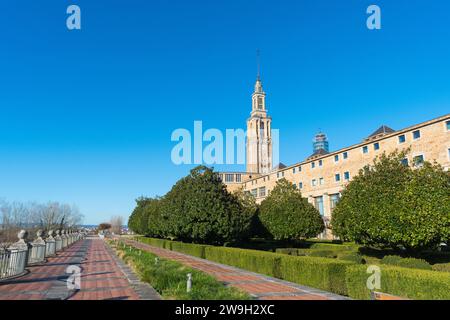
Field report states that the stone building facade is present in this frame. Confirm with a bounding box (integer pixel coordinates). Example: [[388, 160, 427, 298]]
[[219, 77, 450, 238]]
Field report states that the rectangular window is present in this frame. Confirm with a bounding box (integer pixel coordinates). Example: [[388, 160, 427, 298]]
[[362, 146, 368, 154], [298, 166, 302, 172], [335, 173, 341, 182], [319, 177, 324, 185], [311, 162, 315, 169], [314, 196, 324, 216], [401, 158, 409, 166], [259, 187, 266, 197], [277, 172, 280, 178], [413, 130, 421, 140], [225, 174, 234, 183], [330, 194, 340, 212], [298, 182, 303, 189], [319, 160, 323, 167], [235, 174, 241, 183], [446, 120, 450, 131], [398, 135, 406, 143], [344, 171, 350, 181], [293, 167, 296, 174], [413, 155, 424, 166], [374, 142, 380, 150], [251, 189, 257, 197], [343, 152, 348, 159], [334, 155, 339, 162], [312, 179, 317, 187]]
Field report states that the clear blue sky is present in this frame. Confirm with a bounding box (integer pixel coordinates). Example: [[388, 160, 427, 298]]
[[0, 0, 449, 224]]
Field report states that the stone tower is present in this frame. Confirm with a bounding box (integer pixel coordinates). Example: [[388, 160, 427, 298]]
[[246, 76, 272, 174]]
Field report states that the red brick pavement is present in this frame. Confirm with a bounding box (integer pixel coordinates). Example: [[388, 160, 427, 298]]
[[124, 239, 348, 300], [0, 238, 143, 300]]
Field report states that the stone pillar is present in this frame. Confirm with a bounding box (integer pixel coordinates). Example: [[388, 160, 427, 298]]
[[61, 230, 68, 248], [28, 230, 46, 264], [7, 230, 31, 277], [45, 230, 56, 256], [55, 230, 63, 251]]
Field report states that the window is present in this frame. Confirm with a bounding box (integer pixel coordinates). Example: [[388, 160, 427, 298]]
[[298, 182, 303, 189], [344, 171, 350, 181], [319, 177, 324, 185], [251, 189, 257, 197], [311, 162, 315, 169], [343, 152, 348, 159], [374, 142, 380, 151], [413, 155, 424, 167], [259, 187, 266, 197], [401, 158, 409, 166], [314, 196, 324, 216], [225, 174, 234, 183], [277, 172, 284, 179], [293, 167, 296, 174], [398, 135, 406, 143], [446, 120, 450, 131], [362, 146, 368, 154], [319, 160, 323, 167], [312, 179, 317, 187], [330, 194, 340, 211], [413, 130, 421, 140], [335, 173, 341, 182], [334, 155, 339, 162], [235, 174, 241, 183], [298, 166, 302, 172]]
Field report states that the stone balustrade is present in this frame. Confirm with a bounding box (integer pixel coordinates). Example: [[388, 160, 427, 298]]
[[0, 228, 86, 281]]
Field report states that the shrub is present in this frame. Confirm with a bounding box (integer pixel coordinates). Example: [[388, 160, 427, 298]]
[[259, 179, 324, 241], [309, 243, 359, 252], [381, 255, 432, 270], [345, 264, 450, 300], [170, 241, 207, 259], [332, 150, 450, 251], [279, 255, 352, 295], [308, 250, 338, 259], [275, 248, 298, 256], [338, 252, 364, 264], [432, 263, 450, 272]]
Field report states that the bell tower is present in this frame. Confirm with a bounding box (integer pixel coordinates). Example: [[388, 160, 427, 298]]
[[246, 73, 272, 174]]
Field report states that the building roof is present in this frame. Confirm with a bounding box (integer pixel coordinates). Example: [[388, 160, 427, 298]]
[[366, 125, 395, 140], [271, 162, 287, 171], [307, 148, 329, 160]]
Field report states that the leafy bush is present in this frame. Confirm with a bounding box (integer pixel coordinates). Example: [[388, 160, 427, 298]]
[[279, 255, 352, 295], [332, 150, 450, 252], [308, 250, 339, 259], [259, 179, 324, 241], [381, 255, 432, 270], [345, 264, 450, 300], [337, 252, 364, 264], [170, 241, 207, 259], [432, 263, 450, 272]]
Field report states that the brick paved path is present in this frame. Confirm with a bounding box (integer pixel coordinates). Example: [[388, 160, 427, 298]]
[[124, 239, 349, 300], [0, 237, 160, 300]]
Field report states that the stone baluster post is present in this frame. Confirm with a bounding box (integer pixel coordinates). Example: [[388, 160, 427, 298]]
[[61, 230, 68, 248], [29, 230, 46, 264], [55, 230, 63, 252], [7, 230, 31, 277], [45, 230, 56, 257]]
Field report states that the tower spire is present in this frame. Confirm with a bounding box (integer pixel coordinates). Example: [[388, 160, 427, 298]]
[[256, 49, 261, 81]]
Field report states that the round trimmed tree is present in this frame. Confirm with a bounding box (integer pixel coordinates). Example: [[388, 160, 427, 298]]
[[259, 179, 324, 241], [331, 150, 450, 252], [162, 166, 253, 244]]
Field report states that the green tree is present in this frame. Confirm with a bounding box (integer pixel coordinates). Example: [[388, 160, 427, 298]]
[[128, 197, 152, 235], [162, 166, 253, 244], [331, 150, 450, 252], [259, 179, 324, 241]]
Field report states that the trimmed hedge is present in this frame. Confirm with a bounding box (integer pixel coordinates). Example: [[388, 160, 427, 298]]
[[337, 252, 364, 264], [278, 255, 351, 295], [308, 250, 339, 259], [432, 263, 450, 273], [381, 255, 432, 270], [171, 241, 207, 259], [204, 247, 282, 278], [345, 264, 450, 300]]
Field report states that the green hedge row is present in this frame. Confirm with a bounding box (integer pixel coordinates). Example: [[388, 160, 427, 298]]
[[345, 264, 450, 300], [136, 237, 450, 299]]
